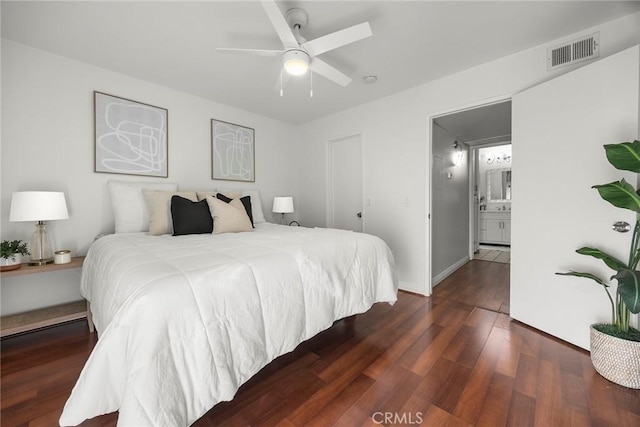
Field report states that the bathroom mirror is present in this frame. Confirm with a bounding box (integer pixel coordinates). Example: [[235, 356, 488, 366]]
[[487, 168, 512, 202]]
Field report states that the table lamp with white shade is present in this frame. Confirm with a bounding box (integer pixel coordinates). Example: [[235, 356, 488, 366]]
[[9, 191, 69, 265], [272, 196, 294, 225]]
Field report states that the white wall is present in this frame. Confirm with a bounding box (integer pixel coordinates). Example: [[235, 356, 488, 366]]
[[431, 124, 469, 284], [512, 46, 638, 350], [297, 12, 640, 295], [1, 40, 299, 313], [1, 40, 299, 254]]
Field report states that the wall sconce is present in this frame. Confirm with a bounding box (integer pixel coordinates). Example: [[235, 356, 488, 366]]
[[453, 141, 463, 167]]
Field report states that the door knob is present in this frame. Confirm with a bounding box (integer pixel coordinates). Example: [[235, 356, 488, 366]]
[[357, 212, 362, 218]]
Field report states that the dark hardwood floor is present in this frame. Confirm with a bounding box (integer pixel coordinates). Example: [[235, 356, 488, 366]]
[[2, 259, 639, 426]]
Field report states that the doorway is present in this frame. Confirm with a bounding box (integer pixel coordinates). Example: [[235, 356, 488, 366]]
[[327, 133, 363, 232], [430, 100, 512, 289], [474, 143, 512, 261]]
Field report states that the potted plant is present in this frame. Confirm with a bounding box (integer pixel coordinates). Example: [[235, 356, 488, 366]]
[[557, 140, 640, 389], [0, 239, 29, 272]]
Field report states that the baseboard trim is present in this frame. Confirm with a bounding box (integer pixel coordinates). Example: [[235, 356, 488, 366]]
[[398, 281, 428, 296], [432, 256, 470, 287]]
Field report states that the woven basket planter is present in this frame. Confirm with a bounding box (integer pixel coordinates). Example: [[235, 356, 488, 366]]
[[590, 324, 640, 389]]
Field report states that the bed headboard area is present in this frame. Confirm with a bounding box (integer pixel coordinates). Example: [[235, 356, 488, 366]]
[[106, 180, 267, 236], [1, 178, 282, 259]]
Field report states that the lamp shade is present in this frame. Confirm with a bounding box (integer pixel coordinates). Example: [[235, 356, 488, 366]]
[[9, 191, 69, 222], [272, 196, 294, 214]]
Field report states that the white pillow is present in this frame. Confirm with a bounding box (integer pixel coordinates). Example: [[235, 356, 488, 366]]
[[242, 190, 265, 224], [143, 190, 198, 235], [108, 181, 178, 233], [205, 195, 253, 234], [218, 189, 265, 224]]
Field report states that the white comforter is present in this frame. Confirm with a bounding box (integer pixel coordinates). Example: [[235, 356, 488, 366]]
[[60, 223, 397, 426]]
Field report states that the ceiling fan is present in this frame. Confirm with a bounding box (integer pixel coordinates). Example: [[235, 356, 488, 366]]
[[217, 0, 372, 89]]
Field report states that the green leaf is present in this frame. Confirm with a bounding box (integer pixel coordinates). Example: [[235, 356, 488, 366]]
[[593, 179, 640, 213], [611, 269, 640, 314], [556, 271, 609, 287], [604, 141, 640, 173], [575, 247, 627, 270]]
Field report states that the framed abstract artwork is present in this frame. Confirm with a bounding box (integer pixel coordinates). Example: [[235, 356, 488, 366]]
[[211, 119, 255, 182], [94, 91, 168, 177]]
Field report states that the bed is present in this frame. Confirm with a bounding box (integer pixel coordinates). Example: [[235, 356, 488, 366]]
[[59, 221, 397, 426]]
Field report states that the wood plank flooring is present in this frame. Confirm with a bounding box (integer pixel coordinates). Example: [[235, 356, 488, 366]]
[[435, 260, 511, 314], [2, 259, 639, 426]]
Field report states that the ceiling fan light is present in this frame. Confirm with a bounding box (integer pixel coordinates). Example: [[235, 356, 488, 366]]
[[283, 50, 309, 76]]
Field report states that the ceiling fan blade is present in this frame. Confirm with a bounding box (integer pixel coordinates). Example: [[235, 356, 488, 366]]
[[310, 58, 351, 87], [260, 0, 299, 49], [302, 22, 372, 57], [216, 48, 283, 57]]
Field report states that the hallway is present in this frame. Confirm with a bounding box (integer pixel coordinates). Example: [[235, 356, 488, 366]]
[[434, 259, 510, 314]]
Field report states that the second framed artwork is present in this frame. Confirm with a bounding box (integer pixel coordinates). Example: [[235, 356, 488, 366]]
[[211, 119, 255, 182]]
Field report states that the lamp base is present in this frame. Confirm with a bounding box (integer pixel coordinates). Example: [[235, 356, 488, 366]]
[[29, 221, 54, 266], [28, 258, 54, 266]]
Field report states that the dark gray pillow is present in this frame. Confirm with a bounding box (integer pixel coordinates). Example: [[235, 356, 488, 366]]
[[171, 196, 213, 235]]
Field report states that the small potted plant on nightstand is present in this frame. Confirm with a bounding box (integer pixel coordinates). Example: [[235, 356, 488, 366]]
[[557, 140, 640, 389], [1, 240, 29, 272]]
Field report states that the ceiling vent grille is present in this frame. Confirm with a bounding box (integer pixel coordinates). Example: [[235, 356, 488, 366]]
[[547, 32, 599, 70]]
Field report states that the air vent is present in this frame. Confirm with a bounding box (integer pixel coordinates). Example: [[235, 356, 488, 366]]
[[547, 32, 599, 70]]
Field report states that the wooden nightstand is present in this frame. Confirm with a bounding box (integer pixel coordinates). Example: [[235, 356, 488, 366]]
[[0, 257, 94, 337]]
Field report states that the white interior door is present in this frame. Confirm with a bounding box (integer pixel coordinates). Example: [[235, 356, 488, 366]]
[[511, 45, 639, 350], [329, 134, 363, 232]]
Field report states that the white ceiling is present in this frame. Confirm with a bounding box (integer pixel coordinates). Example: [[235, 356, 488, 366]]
[[2, 1, 639, 125]]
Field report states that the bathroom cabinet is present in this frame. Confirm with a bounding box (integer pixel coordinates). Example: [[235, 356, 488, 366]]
[[479, 211, 511, 245]]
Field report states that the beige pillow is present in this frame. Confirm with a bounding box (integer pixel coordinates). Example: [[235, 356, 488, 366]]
[[197, 190, 241, 201], [143, 190, 198, 235], [196, 190, 217, 201], [205, 195, 253, 234], [218, 189, 265, 224]]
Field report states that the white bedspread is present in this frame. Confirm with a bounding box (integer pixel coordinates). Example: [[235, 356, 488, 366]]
[[59, 223, 397, 426]]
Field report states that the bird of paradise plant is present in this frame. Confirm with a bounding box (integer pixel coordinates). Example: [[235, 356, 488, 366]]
[[557, 140, 640, 341]]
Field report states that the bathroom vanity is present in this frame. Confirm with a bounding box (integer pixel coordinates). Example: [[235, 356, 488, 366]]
[[479, 210, 511, 245]]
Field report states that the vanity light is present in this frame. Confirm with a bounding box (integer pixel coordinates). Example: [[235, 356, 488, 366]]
[[495, 153, 512, 164]]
